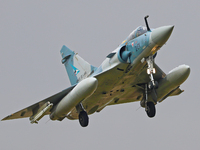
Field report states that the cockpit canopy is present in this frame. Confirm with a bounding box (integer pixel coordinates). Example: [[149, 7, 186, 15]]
[[126, 26, 147, 42]]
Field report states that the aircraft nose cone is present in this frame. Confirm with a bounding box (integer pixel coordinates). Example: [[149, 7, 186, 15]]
[[151, 26, 174, 46]]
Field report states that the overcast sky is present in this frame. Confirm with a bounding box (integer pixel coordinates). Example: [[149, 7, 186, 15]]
[[1, 1, 199, 150]]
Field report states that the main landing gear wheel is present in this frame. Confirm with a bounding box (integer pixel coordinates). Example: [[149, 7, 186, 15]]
[[145, 102, 156, 118], [79, 111, 89, 127]]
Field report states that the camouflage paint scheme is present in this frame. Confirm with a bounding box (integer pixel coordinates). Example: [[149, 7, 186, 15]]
[[2, 23, 190, 123]]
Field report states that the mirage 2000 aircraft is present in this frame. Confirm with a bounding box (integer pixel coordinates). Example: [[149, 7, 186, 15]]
[[2, 16, 190, 127]]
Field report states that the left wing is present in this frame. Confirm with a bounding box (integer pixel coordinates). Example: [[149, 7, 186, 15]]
[[2, 85, 76, 121]]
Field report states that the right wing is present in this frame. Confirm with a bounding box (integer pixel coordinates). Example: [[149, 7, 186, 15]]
[[2, 85, 76, 121]]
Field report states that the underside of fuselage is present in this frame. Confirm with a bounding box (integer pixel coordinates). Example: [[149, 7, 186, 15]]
[[65, 18, 189, 121], [2, 16, 190, 128], [66, 55, 163, 120]]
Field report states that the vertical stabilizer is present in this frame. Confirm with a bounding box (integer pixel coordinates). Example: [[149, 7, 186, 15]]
[[60, 45, 97, 85]]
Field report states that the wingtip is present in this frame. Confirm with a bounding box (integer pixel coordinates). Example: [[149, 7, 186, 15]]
[[1, 114, 13, 121], [1, 117, 7, 121], [1, 117, 8, 121]]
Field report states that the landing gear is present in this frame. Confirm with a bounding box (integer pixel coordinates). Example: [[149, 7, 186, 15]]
[[145, 102, 156, 118], [141, 55, 158, 118], [146, 55, 158, 90], [142, 84, 156, 118], [79, 111, 89, 127], [148, 81, 158, 90], [76, 103, 89, 127]]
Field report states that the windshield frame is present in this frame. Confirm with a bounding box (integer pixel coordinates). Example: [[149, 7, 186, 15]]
[[126, 26, 147, 42]]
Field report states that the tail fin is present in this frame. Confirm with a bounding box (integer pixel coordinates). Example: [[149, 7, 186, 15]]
[[60, 45, 97, 85]]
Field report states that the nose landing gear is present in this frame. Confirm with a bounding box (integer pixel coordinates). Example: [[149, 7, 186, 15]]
[[143, 83, 156, 118], [146, 55, 158, 90], [142, 55, 158, 118], [145, 102, 156, 118]]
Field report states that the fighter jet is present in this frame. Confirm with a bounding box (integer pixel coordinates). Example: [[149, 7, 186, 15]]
[[2, 16, 190, 127]]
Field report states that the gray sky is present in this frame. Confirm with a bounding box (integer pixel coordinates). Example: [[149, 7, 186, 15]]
[[1, 1, 199, 150]]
